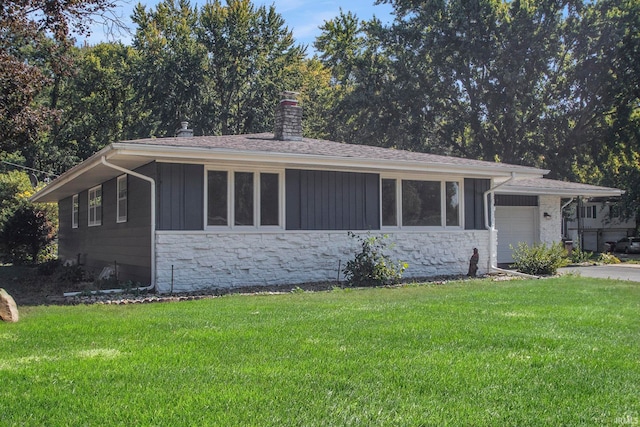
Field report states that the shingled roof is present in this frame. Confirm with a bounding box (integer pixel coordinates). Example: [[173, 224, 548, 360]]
[[498, 177, 624, 197], [118, 132, 546, 174], [33, 131, 624, 203]]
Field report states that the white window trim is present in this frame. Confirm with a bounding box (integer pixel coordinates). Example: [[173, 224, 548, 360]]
[[380, 178, 401, 229], [116, 174, 128, 223], [72, 194, 79, 229], [204, 167, 284, 231], [88, 185, 102, 227], [380, 174, 465, 230]]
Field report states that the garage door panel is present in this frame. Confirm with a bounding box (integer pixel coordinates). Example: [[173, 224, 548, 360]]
[[496, 206, 538, 264]]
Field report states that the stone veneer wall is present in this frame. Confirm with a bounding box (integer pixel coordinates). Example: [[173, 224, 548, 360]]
[[155, 230, 491, 293], [538, 195, 561, 245]]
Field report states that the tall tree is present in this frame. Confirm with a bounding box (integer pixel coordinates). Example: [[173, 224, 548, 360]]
[[132, 0, 206, 137], [45, 43, 141, 170], [314, 13, 395, 146], [365, 0, 579, 164], [197, 0, 305, 135], [0, 0, 120, 157], [567, 0, 640, 216], [131, 0, 305, 137], [315, 9, 364, 87]]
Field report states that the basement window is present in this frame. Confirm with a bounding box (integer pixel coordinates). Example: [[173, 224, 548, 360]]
[[88, 185, 102, 227]]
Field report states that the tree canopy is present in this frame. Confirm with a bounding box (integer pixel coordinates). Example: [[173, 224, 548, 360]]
[[1, 0, 639, 218]]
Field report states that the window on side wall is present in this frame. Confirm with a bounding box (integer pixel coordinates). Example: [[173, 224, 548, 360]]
[[88, 185, 102, 227], [445, 181, 460, 226], [383, 177, 462, 228], [580, 205, 597, 219], [72, 194, 79, 229], [402, 180, 441, 226], [381, 178, 397, 227], [206, 169, 281, 229], [117, 175, 127, 223], [260, 173, 279, 226]]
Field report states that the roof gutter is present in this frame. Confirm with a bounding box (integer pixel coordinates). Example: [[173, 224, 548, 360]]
[[483, 172, 540, 279], [63, 157, 157, 296]]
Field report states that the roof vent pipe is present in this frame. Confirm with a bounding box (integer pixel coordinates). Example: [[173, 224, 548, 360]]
[[176, 121, 194, 138]]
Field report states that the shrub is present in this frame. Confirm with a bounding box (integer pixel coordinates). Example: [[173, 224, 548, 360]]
[[598, 253, 621, 264], [57, 264, 87, 284], [343, 232, 408, 287], [0, 170, 58, 264], [0, 204, 55, 264], [570, 244, 593, 264], [511, 242, 569, 276], [37, 259, 62, 276]]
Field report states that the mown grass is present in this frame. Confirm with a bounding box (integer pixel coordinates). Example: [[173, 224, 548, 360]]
[[1, 277, 639, 426]]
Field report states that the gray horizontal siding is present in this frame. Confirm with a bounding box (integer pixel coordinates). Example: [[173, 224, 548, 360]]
[[57, 162, 154, 285], [286, 169, 380, 230]]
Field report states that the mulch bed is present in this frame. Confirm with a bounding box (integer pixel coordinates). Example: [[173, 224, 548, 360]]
[[4, 274, 499, 307]]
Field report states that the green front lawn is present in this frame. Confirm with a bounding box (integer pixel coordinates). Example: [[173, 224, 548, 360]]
[[1, 277, 639, 426]]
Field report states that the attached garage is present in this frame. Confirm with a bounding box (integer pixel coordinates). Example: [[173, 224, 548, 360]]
[[495, 195, 539, 264]]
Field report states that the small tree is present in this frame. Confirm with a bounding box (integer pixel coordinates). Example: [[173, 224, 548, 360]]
[[343, 232, 408, 287], [0, 204, 55, 264]]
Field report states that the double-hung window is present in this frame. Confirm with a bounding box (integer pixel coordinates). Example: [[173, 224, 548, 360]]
[[381, 177, 461, 228], [116, 175, 128, 223], [206, 169, 281, 229], [72, 194, 79, 228], [88, 185, 102, 227]]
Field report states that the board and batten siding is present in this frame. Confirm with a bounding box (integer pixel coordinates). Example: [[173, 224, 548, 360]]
[[57, 162, 154, 284], [464, 178, 491, 230], [157, 163, 204, 230], [153, 167, 489, 233], [285, 169, 380, 230]]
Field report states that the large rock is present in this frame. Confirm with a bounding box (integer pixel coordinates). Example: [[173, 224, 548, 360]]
[[0, 288, 19, 322]]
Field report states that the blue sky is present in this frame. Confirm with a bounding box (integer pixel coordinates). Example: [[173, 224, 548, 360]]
[[83, 0, 395, 52]]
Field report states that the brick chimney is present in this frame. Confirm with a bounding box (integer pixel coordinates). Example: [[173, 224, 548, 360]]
[[175, 121, 194, 137], [274, 91, 302, 141]]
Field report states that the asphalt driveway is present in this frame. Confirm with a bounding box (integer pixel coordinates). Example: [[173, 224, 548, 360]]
[[559, 263, 640, 282]]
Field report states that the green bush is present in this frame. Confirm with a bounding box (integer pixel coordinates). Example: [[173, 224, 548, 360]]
[[37, 259, 62, 276], [511, 242, 569, 276], [598, 252, 621, 264], [343, 232, 408, 287], [57, 264, 87, 284], [0, 170, 58, 264], [0, 204, 55, 264], [570, 244, 593, 264]]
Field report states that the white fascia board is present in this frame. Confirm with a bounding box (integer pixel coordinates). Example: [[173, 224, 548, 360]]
[[113, 143, 548, 178], [30, 144, 116, 202], [496, 186, 624, 197]]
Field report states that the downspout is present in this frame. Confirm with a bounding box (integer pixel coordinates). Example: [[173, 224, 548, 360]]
[[63, 157, 157, 297], [561, 198, 575, 239], [483, 172, 539, 279]]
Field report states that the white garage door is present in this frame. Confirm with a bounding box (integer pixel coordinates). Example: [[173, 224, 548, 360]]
[[496, 206, 538, 264]]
